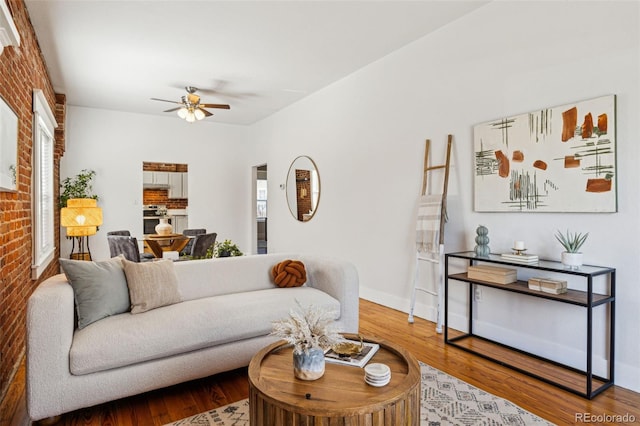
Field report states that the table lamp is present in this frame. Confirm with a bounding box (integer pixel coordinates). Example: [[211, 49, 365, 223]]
[[61, 198, 103, 260]]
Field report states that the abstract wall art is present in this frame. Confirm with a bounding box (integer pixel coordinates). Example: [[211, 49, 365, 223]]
[[473, 95, 617, 212]]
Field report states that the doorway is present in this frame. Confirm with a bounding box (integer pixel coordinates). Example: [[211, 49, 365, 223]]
[[256, 164, 267, 254]]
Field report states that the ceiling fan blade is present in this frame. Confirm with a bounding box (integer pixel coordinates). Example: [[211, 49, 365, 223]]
[[200, 103, 230, 110], [150, 97, 182, 104], [200, 108, 214, 117], [163, 107, 182, 112]]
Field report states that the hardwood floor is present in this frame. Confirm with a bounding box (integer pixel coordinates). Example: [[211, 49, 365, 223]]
[[2, 299, 639, 425]]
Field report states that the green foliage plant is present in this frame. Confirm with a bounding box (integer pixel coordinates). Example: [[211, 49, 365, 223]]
[[213, 239, 243, 257], [555, 229, 589, 253], [59, 169, 98, 208]]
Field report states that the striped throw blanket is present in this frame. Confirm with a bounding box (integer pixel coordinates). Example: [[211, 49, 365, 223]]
[[416, 194, 443, 254]]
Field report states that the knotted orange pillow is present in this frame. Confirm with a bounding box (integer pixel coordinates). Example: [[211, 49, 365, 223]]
[[271, 259, 307, 287]]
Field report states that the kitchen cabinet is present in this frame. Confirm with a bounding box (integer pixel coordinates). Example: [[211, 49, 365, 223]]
[[168, 172, 188, 199], [171, 215, 188, 234], [143, 171, 170, 187]]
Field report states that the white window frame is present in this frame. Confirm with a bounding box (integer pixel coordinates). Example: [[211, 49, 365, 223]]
[[31, 89, 57, 279]]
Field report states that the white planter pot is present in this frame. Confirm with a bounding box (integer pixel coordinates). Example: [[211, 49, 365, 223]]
[[561, 252, 583, 269]]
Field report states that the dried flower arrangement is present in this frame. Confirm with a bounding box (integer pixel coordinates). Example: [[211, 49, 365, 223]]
[[270, 301, 343, 354]]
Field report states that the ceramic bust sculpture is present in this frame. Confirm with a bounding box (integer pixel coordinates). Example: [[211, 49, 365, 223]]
[[474, 225, 490, 257]]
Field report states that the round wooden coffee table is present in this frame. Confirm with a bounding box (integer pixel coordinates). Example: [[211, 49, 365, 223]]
[[248, 334, 421, 425]]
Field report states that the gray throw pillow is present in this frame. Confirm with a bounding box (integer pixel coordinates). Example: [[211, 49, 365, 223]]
[[122, 259, 182, 314], [60, 256, 131, 329]]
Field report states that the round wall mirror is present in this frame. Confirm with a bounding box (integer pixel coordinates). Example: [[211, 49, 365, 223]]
[[286, 156, 320, 222]]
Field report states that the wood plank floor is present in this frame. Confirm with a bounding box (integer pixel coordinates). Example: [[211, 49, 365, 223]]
[[2, 299, 639, 425]]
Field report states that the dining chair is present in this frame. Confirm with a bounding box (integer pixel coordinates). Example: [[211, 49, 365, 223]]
[[106, 230, 131, 236], [180, 228, 207, 256], [107, 235, 150, 262], [107, 230, 155, 260], [190, 233, 217, 258]]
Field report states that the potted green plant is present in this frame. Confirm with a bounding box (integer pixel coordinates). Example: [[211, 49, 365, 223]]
[[270, 301, 342, 380], [59, 169, 98, 208], [213, 239, 243, 257], [555, 229, 588, 269]]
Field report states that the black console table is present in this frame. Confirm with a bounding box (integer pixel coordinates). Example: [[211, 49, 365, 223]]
[[444, 251, 615, 399]]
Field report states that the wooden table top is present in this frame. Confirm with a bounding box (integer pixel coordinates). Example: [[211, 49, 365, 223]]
[[144, 233, 188, 240], [248, 334, 420, 418]]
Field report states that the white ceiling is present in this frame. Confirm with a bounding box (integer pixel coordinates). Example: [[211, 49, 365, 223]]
[[24, 0, 487, 125]]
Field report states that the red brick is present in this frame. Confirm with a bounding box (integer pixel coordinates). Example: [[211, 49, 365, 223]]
[[0, 0, 65, 402]]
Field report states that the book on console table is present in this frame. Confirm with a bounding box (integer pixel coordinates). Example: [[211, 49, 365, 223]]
[[500, 253, 539, 263], [324, 339, 379, 368], [528, 277, 568, 294], [467, 264, 517, 284]]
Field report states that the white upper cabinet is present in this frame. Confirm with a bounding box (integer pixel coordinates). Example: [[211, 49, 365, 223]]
[[143, 171, 170, 188], [168, 172, 188, 199]]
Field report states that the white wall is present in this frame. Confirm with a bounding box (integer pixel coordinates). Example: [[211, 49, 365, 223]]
[[61, 1, 639, 392], [247, 1, 640, 392], [61, 107, 250, 261]]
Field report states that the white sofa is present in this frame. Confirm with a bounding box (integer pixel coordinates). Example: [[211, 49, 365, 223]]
[[26, 253, 359, 421]]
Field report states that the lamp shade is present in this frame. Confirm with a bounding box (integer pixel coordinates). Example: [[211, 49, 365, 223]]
[[61, 198, 103, 229], [66, 226, 98, 237]]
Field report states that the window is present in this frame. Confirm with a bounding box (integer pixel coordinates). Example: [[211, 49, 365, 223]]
[[257, 179, 267, 218], [31, 89, 57, 279]]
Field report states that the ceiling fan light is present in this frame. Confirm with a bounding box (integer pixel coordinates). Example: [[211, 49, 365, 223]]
[[185, 111, 196, 123], [177, 107, 188, 119], [194, 109, 205, 120]]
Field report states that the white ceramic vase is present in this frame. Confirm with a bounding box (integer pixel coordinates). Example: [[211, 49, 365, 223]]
[[561, 252, 583, 269], [155, 217, 173, 235]]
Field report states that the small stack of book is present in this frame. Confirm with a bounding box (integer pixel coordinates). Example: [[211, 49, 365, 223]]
[[467, 264, 517, 284], [500, 253, 539, 263], [324, 340, 380, 368], [528, 277, 568, 294]]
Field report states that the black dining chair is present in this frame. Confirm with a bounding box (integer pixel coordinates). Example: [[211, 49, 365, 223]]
[[107, 230, 155, 260], [180, 228, 207, 256], [190, 233, 217, 258], [106, 230, 131, 236], [107, 235, 153, 262]]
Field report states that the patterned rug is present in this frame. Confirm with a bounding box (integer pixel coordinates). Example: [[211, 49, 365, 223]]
[[165, 362, 555, 425]]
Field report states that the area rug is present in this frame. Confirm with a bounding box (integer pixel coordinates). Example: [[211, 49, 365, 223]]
[[165, 362, 555, 425]]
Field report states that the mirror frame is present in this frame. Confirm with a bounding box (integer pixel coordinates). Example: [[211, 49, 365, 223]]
[[285, 155, 320, 222]]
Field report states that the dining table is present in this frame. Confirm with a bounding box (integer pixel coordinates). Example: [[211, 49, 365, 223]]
[[143, 233, 191, 258]]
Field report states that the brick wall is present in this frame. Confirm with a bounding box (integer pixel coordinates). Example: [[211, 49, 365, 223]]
[[143, 189, 188, 209], [295, 170, 311, 221], [0, 0, 65, 402]]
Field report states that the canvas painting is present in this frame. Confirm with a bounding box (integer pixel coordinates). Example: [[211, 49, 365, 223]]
[[473, 95, 616, 212], [0, 95, 18, 192]]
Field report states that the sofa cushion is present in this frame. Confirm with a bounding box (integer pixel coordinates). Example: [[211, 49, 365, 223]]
[[59, 256, 130, 329], [69, 287, 340, 375], [173, 254, 297, 301], [271, 259, 307, 287], [122, 259, 182, 313]]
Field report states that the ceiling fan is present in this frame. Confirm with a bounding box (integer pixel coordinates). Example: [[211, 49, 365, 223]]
[[151, 86, 230, 122]]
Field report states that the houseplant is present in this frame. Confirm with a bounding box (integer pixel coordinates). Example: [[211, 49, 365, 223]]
[[555, 229, 588, 269], [59, 169, 98, 208], [271, 301, 343, 380], [59, 170, 102, 260], [213, 239, 243, 257]]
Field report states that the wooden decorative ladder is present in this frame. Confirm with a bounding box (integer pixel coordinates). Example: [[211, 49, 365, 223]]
[[408, 135, 452, 333]]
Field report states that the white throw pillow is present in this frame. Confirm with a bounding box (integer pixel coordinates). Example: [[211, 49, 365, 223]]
[[122, 259, 182, 313]]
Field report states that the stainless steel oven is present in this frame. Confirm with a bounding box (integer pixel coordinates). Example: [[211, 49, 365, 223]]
[[143, 204, 170, 235]]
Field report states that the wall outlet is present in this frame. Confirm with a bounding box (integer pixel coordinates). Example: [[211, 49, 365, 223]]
[[474, 286, 482, 302]]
